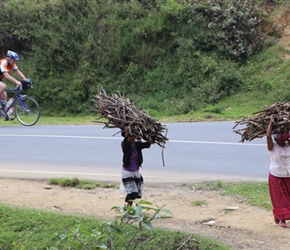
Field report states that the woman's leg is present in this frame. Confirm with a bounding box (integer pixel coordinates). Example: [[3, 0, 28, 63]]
[[269, 173, 290, 226], [122, 170, 143, 206]]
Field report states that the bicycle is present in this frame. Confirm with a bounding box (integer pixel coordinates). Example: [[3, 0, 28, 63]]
[[0, 79, 41, 126]]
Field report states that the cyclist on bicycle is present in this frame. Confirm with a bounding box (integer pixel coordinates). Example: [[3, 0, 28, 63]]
[[0, 50, 27, 120]]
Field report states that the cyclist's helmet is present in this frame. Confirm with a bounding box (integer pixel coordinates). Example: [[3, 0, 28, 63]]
[[6, 50, 19, 61]]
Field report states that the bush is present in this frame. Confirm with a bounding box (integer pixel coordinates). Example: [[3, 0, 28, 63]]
[[194, 0, 264, 61], [0, 0, 279, 117]]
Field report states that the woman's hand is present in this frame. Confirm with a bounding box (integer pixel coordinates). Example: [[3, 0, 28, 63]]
[[124, 126, 130, 138]]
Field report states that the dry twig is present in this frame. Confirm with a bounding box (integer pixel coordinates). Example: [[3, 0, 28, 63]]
[[233, 102, 290, 142], [90, 86, 168, 148]]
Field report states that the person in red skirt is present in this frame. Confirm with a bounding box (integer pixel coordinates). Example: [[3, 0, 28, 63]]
[[267, 115, 290, 228]]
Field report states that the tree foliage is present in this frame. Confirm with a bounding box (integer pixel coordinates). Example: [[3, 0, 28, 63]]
[[194, 0, 264, 60], [0, 0, 271, 116]]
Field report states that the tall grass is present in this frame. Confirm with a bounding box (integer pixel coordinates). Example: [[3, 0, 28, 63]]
[[0, 0, 285, 119]]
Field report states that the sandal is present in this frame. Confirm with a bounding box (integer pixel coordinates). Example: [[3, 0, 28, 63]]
[[274, 217, 280, 224], [279, 221, 287, 228]]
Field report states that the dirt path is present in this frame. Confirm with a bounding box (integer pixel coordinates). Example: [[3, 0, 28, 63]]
[[0, 178, 289, 250]]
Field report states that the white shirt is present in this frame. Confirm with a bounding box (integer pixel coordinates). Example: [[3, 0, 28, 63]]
[[269, 143, 290, 177]]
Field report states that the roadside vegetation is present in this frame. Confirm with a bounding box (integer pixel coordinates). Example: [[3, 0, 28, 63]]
[[0, 0, 282, 248], [52, 178, 271, 211], [0, 196, 228, 250], [48, 177, 116, 189], [0, 179, 271, 249], [0, 0, 289, 121], [191, 180, 271, 210]]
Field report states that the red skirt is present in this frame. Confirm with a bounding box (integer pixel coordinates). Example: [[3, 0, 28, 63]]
[[269, 172, 290, 221]]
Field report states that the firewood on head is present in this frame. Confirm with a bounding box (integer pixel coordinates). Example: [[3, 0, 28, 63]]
[[233, 102, 290, 142], [91, 85, 168, 148]]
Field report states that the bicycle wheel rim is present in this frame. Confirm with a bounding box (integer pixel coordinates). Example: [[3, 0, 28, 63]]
[[15, 96, 40, 126]]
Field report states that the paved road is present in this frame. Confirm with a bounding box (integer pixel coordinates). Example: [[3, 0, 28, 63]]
[[0, 122, 269, 183]]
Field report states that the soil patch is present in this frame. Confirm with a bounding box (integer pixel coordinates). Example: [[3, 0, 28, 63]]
[[0, 178, 289, 250]]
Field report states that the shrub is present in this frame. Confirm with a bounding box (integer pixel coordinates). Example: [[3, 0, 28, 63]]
[[0, 0, 279, 117], [194, 0, 264, 61]]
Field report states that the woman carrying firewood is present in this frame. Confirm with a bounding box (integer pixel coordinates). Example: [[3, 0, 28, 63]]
[[267, 115, 290, 228], [121, 126, 151, 206]]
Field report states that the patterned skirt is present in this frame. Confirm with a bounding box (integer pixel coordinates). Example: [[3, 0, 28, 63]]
[[122, 169, 144, 202], [268, 172, 290, 221]]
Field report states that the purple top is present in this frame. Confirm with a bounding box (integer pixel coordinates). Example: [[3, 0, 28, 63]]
[[123, 145, 139, 172]]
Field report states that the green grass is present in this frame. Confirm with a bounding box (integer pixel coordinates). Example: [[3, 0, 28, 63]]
[[192, 180, 225, 191], [0, 204, 100, 249], [48, 177, 117, 189], [0, 111, 259, 127], [0, 88, 281, 127], [0, 203, 229, 250], [8, 115, 113, 126], [0, 115, 102, 126], [221, 182, 271, 210], [192, 200, 208, 206], [190, 180, 272, 210]]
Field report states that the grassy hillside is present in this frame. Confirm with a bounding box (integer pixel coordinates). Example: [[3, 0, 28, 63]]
[[0, 0, 289, 120]]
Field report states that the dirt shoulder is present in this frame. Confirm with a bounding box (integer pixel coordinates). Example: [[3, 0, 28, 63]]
[[0, 177, 289, 250]]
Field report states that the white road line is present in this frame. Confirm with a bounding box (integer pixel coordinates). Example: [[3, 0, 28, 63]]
[[0, 134, 265, 146], [170, 140, 265, 146], [0, 134, 121, 140]]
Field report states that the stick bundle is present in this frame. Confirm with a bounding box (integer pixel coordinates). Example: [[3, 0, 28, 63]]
[[233, 102, 290, 142], [91, 86, 168, 147]]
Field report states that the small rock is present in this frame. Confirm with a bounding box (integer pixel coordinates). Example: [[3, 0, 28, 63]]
[[225, 206, 239, 210], [204, 220, 216, 226]]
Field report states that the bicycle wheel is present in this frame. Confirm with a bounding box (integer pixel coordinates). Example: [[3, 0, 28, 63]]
[[15, 96, 40, 126]]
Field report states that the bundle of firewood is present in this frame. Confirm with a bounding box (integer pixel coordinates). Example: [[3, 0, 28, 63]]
[[233, 102, 290, 142], [91, 86, 168, 147]]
